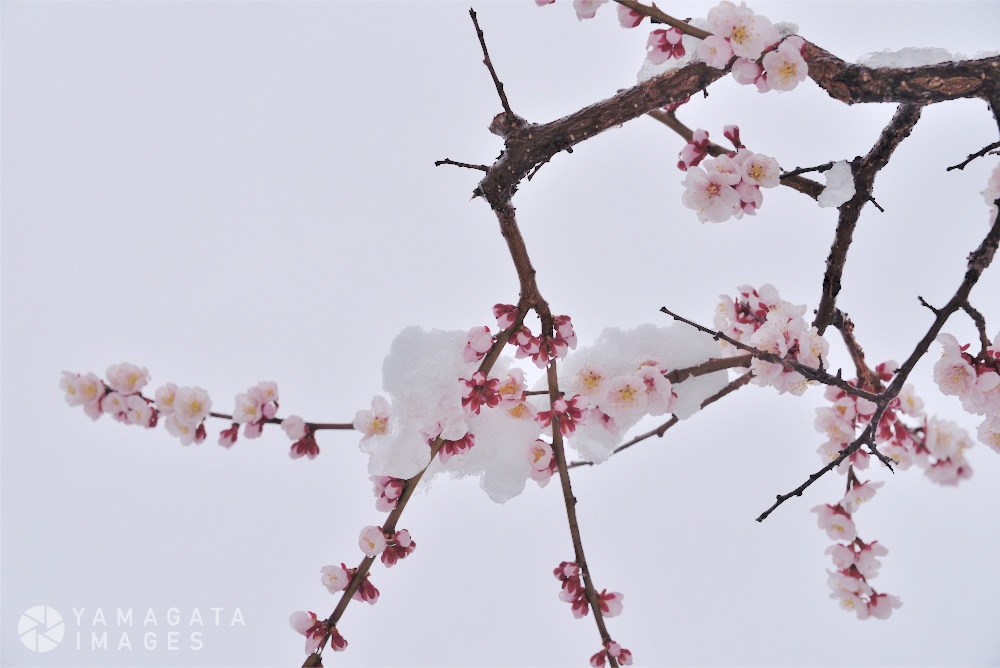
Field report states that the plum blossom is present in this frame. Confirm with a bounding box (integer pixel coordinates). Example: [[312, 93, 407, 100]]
[[647, 28, 685, 64], [282, 415, 318, 459], [460, 371, 501, 415], [321, 563, 350, 593], [493, 303, 518, 330], [602, 375, 649, 420], [218, 423, 239, 448], [528, 439, 557, 486], [573, 0, 608, 20], [762, 38, 809, 91], [677, 129, 710, 171], [381, 529, 417, 567], [354, 396, 391, 440], [538, 395, 587, 436], [105, 362, 150, 395], [438, 432, 476, 463], [598, 589, 624, 617], [61, 371, 106, 420], [289, 611, 327, 654], [681, 166, 740, 223], [712, 1, 777, 60], [372, 475, 406, 511], [617, 3, 644, 28], [697, 34, 733, 69], [359, 525, 388, 557], [812, 504, 856, 542], [463, 326, 494, 363]]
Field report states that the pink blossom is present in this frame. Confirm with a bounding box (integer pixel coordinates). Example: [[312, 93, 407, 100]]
[[866, 592, 902, 620], [232, 392, 262, 424], [460, 371, 501, 415], [164, 414, 198, 445], [497, 368, 528, 404], [702, 155, 742, 186], [102, 391, 129, 422], [463, 325, 495, 363], [731, 58, 763, 86], [381, 529, 417, 567], [812, 504, 856, 542], [740, 152, 781, 187], [602, 375, 649, 419], [723, 124, 743, 149], [839, 480, 883, 514], [493, 303, 518, 330], [243, 419, 264, 439], [608, 642, 633, 666], [681, 166, 741, 223], [535, 0, 555, 5], [978, 414, 1000, 453], [697, 34, 734, 69], [329, 627, 348, 652], [359, 525, 388, 557], [570, 363, 610, 405], [218, 423, 239, 448], [321, 564, 350, 593], [639, 366, 676, 416], [646, 28, 685, 64], [762, 39, 809, 91], [677, 129, 710, 171], [528, 439, 557, 486], [353, 577, 379, 605], [617, 3, 644, 28], [124, 394, 156, 427], [289, 432, 319, 459], [511, 326, 540, 358], [281, 415, 309, 441], [354, 396, 391, 440], [439, 432, 476, 463], [590, 650, 608, 668], [573, 0, 608, 21], [717, 4, 777, 60], [553, 314, 577, 351], [105, 362, 150, 395], [537, 394, 587, 436], [289, 610, 327, 654], [598, 589, 624, 617], [855, 541, 889, 579], [372, 475, 406, 511], [173, 386, 212, 427], [153, 383, 177, 415]]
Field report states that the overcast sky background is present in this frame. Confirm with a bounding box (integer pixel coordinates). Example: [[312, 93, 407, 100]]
[[3, 2, 1000, 666]]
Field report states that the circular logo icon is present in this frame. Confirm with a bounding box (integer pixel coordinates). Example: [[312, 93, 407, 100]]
[[18, 606, 64, 652]]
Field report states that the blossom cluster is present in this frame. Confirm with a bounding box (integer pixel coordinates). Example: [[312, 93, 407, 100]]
[[815, 364, 975, 486], [61, 363, 216, 446], [813, 480, 901, 621], [359, 525, 417, 567], [591, 640, 634, 667], [320, 561, 379, 604], [679, 127, 782, 223], [281, 415, 319, 459], [714, 284, 829, 395], [553, 561, 624, 621], [933, 332, 1000, 453], [371, 475, 406, 511]]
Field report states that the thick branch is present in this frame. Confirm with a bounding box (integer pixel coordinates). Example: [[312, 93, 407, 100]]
[[804, 43, 1000, 105], [813, 103, 924, 334]]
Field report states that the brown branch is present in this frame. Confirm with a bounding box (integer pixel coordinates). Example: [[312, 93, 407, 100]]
[[435, 158, 489, 172], [546, 355, 618, 668], [568, 373, 753, 469], [829, 310, 880, 390], [469, 8, 513, 119], [307, 308, 529, 664], [612, 0, 712, 40], [758, 204, 1000, 522], [207, 411, 353, 431], [813, 103, 924, 334], [659, 305, 882, 403], [961, 301, 993, 358], [803, 42, 1000, 106], [946, 141, 1000, 171], [663, 354, 752, 384]]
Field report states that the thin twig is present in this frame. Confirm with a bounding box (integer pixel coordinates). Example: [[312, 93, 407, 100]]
[[946, 141, 1000, 171], [435, 158, 489, 172], [613, 0, 711, 39], [469, 8, 513, 118], [961, 301, 994, 357], [780, 162, 835, 178]]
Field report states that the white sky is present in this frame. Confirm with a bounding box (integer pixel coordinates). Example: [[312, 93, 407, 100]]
[[3, 1, 1000, 666]]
